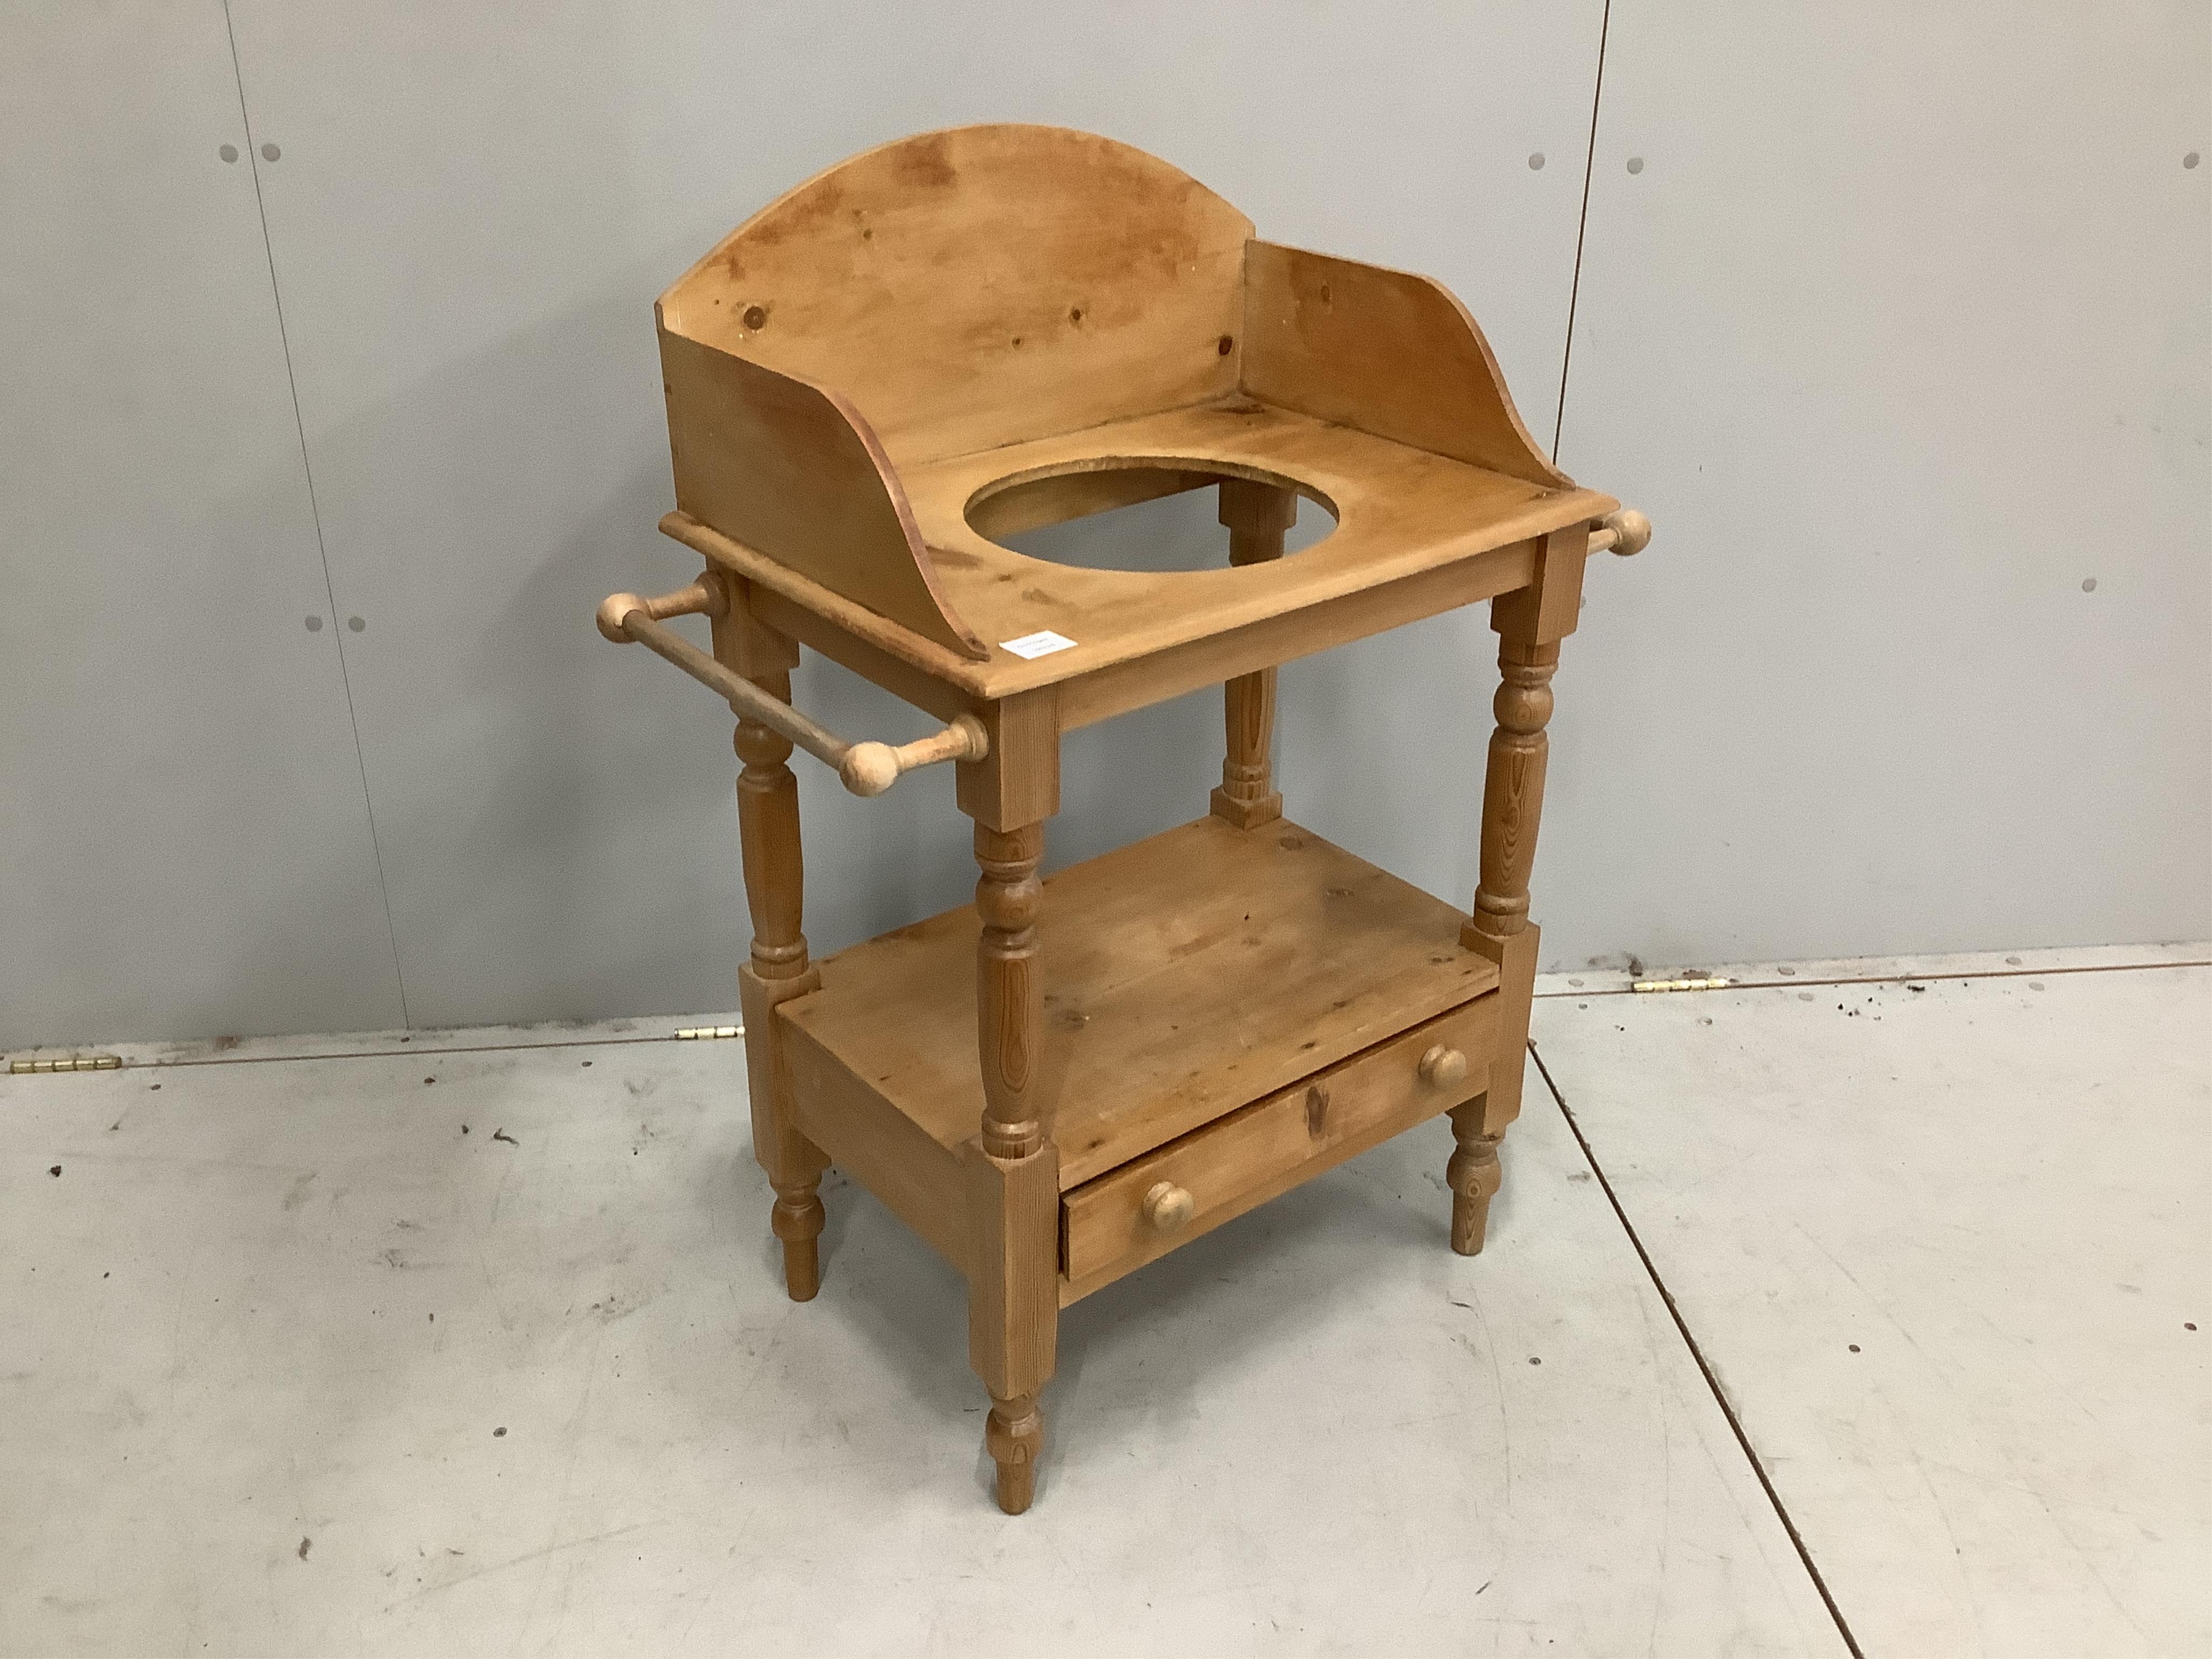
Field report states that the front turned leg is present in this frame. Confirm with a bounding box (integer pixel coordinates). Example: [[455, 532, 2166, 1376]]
[[1458, 523, 1586, 1256], [735, 692, 827, 1300], [1447, 1099, 1503, 1255], [717, 590, 828, 1301], [984, 1389, 1046, 1515], [969, 822, 1058, 1513]]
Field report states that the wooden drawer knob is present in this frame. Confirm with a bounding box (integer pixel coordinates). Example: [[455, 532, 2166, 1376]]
[[1419, 1044, 1468, 1091], [1142, 1181, 1195, 1234]]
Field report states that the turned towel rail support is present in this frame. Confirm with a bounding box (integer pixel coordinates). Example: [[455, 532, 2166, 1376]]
[[596, 581, 989, 797]]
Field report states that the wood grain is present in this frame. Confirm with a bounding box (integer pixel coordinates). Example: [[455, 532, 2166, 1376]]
[[659, 124, 1251, 467], [955, 687, 1060, 833], [711, 591, 827, 1300], [1060, 996, 1499, 1300], [642, 125, 1641, 1513], [1446, 1097, 1503, 1255], [659, 331, 987, 659], [779, 817, 1501, 1189], [1490, 522, 1590, 645], [662, 401, 1610, 703], [783, 1029, 970, 1269], [1462, 608, 1565, 1133], [903, 398, 1608, 689], [692, 507, 1546, 735], [1210, 478, 1294, 828], [973, 822, 1046, 1160], [967, 1138, 1058, 1514], [1240, 240, 1569, 488], [1465, 639, 1559, 955]]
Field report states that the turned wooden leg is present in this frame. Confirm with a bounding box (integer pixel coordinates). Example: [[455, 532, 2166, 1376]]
[[713, 580, 829, 1300], [1459, 631, 1559, 1136], [770, 1180, 825, 1300], [985, 1389, 1044, 1514], [1447, 1099, 1503, 1255], [1456, 526, 1587, 1250], [969, 818, 1059, 1513], [1211, 478, 1297, 830], [955, 696, 1062, 1513]]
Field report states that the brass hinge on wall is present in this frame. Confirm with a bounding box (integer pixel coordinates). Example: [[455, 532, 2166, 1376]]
[[1630, 977, 1734, 993], [9, 1054, 123, 1074], [673, 1024, 743, 1040]]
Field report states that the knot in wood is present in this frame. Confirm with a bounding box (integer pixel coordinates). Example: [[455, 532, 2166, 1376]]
[[1305, 1083, 1331, 1137], [1492, 675, 1554, 734], [975, 872, 1042, 933], [1447, 1133, 1502, 1199]]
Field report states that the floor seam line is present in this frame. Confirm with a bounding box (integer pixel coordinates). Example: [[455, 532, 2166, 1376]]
[[4, 1033, 712, 1074], [1533, 956, 2210, 999], [1529, 1036, 1867, 1659]]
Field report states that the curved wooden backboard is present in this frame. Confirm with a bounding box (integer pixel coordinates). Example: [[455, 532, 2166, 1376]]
[[662, 124, 1255, 466], [658, 124, 1256, 663]]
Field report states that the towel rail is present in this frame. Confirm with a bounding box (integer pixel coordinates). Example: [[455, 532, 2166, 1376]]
[[596, 583, 988, 796]]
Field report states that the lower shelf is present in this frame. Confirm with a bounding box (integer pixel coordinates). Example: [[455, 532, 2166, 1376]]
[[779, 813, 1499, 1192]]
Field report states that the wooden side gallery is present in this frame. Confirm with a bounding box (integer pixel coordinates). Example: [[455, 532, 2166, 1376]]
[[597, 123, 1651, 1513]]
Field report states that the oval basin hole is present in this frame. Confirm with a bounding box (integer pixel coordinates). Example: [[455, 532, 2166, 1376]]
[[967, 463, 1337, 574]]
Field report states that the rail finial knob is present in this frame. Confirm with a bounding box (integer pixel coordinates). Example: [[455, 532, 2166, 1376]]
[[838, 741, 901, 797], [596, 592, 643, 641], [1602, 507, 1651, 556]]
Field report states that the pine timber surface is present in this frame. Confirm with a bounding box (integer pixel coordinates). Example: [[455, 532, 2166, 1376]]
[[778, 815, 1500, 1190], [1060, 994, 1500, 1301], [670, 394, 1611, 703]]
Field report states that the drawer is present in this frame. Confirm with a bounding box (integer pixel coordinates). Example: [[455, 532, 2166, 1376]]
[[1059, 992, 1499, 1301]]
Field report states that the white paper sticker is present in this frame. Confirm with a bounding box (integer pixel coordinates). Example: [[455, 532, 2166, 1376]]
[[999, 630, 1077, 660]]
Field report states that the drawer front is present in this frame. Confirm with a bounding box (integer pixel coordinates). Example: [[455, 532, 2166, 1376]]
[[1060, 993, 1499, 1300]]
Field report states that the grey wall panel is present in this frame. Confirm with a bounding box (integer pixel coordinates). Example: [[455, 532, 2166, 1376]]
[[0, 2, 404, 1048], [223, 1, 1606, 1028], [1522, 1, 2211, 968]]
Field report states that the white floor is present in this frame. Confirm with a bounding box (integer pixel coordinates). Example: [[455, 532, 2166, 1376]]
[[1, 946, 2202, 1657]]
